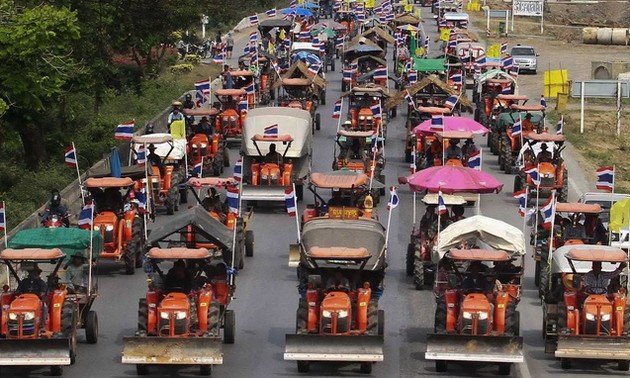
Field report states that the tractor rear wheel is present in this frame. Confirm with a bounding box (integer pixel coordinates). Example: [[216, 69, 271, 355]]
[[166, 186, 178, 215], [223, 148, 230, 167], [297, 361, 310, 372], [498, 363, 512, 375], [377, 310, 385, 336], [359, 362, 373, 374], [321, 91, 326, 105], [207, 300, 220, 336], [189, 297, 198, 330], [434, 296, 447, 333], [405, 243, 415, 276], [502, 144, 513, 174], [505, 303, 518, 335], [245, 230, 254, 257], [558, 301, 568, 332], [85, 311, 98, 344], [199, 364, 212, 376], [513, 175, 522, 194], [623, 304, 630, 336], [223, 309, 235, 344], [61, 300, 77, 363], [138, 299, 148, 332], [296, 299, 308, 333], [367, 300, 379, 335], [125, 217, 144, 274], [534, 260, 541, 288], [413, 259, 425, 290]]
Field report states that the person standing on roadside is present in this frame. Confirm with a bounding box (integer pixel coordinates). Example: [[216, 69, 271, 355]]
[[226, 32, 234, 59]]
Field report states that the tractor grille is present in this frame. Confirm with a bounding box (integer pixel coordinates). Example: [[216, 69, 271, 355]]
[[585, 319, 611, 335], [159, 318, 187, 336], [462, 318, 488, 335], [539, 177, 555, 188], [321, 316, 349, 334], [8, 320, 36, 337], [103, 229, 115, 244]]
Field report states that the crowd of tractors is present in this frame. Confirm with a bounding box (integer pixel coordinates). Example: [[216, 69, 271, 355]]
[[2, 0, 629, 377]]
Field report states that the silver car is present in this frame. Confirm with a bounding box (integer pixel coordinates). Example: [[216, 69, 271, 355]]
[[510, 45, 538, 74]]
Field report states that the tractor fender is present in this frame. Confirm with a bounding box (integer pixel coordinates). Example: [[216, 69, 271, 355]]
[[0, 293, 12, 336], [306, 289, 319, 333], [493, 292, 510, 334], [146, 291, 160, 335], [197, 289, 212, 332], [613, 294, 627, 336], [122, 210, 137, 242], [564, 291, 578, 331], [282, 163, 293, 186], [356, 287, 372, 332], [445, 290, 459, 332], [49, 289, 67, 333]]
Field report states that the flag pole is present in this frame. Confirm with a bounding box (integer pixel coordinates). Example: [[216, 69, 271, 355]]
[[411, 146, 417, 225], [292, 183, 301, 244], [3, 201, 7, 286], [546, 191, 557, 292], [336, 98, 343, 132], [73, 143, 86, 206], [368, 124, 379, 192], [522, 186, 528, 235], [384, 187, 396, 259], [88, 204, 94, 296]]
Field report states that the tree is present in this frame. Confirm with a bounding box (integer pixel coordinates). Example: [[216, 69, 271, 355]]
[[0, 2, 82, 169]]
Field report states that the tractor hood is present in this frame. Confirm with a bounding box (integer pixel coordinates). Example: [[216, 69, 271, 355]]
[[241, 107, 313, 159], [435, 215, 526, 263], [147, 206, 234, 255]]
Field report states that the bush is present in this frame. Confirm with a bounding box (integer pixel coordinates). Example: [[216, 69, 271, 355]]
[[183, 54, 202, 65], [170, 63, 194, 73]]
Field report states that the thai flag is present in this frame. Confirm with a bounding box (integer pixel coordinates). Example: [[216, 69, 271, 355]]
[[332, 100, 342, 119], [266, 8, 276, 17], [357, 12, 365, 22], [234, 159, 243, 181], [381, 0, 391, 9], [308, 64, 321, 76], [596, 166, 615, 192], [408, 70, 417, 84], [540, 95, 547, 108], [511, 119, 522, 136], [378, 14, 386, 23], [290, 0, 297, 7], [405, 90, 415, 108], [356, 4, 364, 13], [226, 186, 240, 214], [509, 65, 519, 77], [0, 202, 5, 231], [237, 99, 248, 114], [136, 145, 146, 166], [501, 85, 513, 95], [448, 39, 457, 49], [249, 31, 258, 43], [387, 187, 400, 210], [444, 95, 459, 109], [299, 30, 310, 40], [283, 38, 291, 48], [264, 124, 278, 137], [371, 131, 379, 153], [438, 20, 447, 28], [370, 102, 382, 119], [343, 68, 353, 83], [474, 64, 482, 75], [192, 161, 203, 177], [115, 121, 135, 140], [468, 150, 481, 170], [64, 145, 77, 167], [437, 192, 447, 215], [385, 12, 394, 21], [450, 71, 463, 85], [431, 115, 444, 132], [524, 166, 540, 186], [410, 146, 417, 174], [195, 79, 211, 106], [285, 187, 297, 216], [212, 52, 224, 64], [249, 14, 259, 25], [243, 44, 251, 55], [556, 116, 564, 134], [502, 55, 513, 69], [312, 37, 320, 49], [77, 201, 94, 227], [513, 189, 527, 216], [374, 5, 382, 13], [350, 61, 358, 72], [404, 60, 412, 71], [244, 81, 255, 94], [540, 196, 555, 228], [336, 37, 344, 48], [137, 187, 147, 210], [373, 66, 388, 81], [500, 41, 508, 54], [475, 54, 486, 65]]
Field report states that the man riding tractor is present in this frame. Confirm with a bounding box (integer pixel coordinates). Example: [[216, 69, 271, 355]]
[[277, 78, 322, 133], [333, 130, 386, 199], [498, 104, 546, 174], [214, 88, 248, 144], [40, 189, 70, 228], [184, 108, 229, 177]]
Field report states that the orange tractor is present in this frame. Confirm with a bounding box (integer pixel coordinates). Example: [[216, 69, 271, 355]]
[[122, 247, 233, 376], [285, 209, 386, 374], [132, 134, 187, 215], [485, 94, 529, 154], [426, 216, 526, 375], [83, 177, 145, 274], [229, 70, 257, 106], [343, 85, 389, 135], [277, 77, 322, 133], [333, 130, 386, 198], [0, 248, 79, 376], [513, 132, 568, 202], [541, 245, 630, 370], [497, 104, 546, 174], [184, 108, 229, 177], [214, 88, 248, 144]]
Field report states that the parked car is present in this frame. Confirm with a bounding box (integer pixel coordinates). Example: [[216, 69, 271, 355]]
[[510, 45, 538, 74]]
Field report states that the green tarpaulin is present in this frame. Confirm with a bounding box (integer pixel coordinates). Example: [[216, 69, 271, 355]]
[[8, 228, 103, 261], [412, 58, 446, 72]]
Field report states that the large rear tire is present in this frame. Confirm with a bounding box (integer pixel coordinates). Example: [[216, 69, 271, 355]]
[[505, 303, 518, 335], [61, 300, 76, 363], [534, 260, 541, 287], [85, 311, 98, 344], [296, 298, 308, 333], [315, 113, 321, 131], [377, 310, 385, 336], [558, 301, 567, 332], [413, 259, 425, 290], [367, 300, 379, 335], [125, 217, 144, 274], [559, 170, 569, 202], [223, 309, 235, 344], [207, 300, 220, 336]]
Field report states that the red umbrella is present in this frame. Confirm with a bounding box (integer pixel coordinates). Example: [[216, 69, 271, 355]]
[[413, 117, 489, 135], [398, 166, 503, 194]]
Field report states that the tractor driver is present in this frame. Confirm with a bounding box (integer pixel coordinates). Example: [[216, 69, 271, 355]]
[[462, 261, 489, 293], [202, 188, 225, 219], [265, 143, 283, 166], [445, 138, 463, 160], [583, 261, 627, 295], [345, 138, 367, 162], [16, 265, 48, 297], [326, 267, 350, 291], [564, 213, 587, 241], [147, 144, 164, 176], [63, 255, 88, 294], [522, 113, 535, 135], [164, 259, 193, 293], [41, 189, 70, 227], [536, 143, 553, 163]]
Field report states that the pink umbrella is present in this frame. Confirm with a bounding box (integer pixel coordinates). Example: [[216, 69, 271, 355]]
[[413, 117, 489, 135], [398, 166, 503, 194]]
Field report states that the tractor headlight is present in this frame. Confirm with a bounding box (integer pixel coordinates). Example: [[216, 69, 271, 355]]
[[586, 313, 596, 321], [8, 313, 17, 320], [366, 116, 373, 120], [192, 144, 198, 148], [359, 116, 365, 120], [262, 175, 268, 180], [478, 312, 489, 320], [338, 310, 348, 318], [611, 233, 620, 242], [105, 225, 114, 231], [322, 310, 332, 318], [174, 311, 187, 320], [229, 116, 237, 121], [463, 311, 472, 319], [601, 313, 611, 322], [23, 312, 35, 321], [93, 226, 100, 231], [200, 143, 207, 148], [160, 311, 170, 320]]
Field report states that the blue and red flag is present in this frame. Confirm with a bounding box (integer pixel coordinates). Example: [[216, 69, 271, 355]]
[[388, 187, 400, 210], [332, 100, 342, 119], [285, 187, 297, 216], [438, 192, 447, 215], [115, 121, 134, 140], [264, 124, 278, 138], [512, 189, 527, 216], [596, 166, 615, 192], [468, 150, 481, 170], [64, 145, 77, 167], [227, 186, 240, 214]]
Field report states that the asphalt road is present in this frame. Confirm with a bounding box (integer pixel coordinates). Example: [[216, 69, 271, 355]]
[[4, 6, 626, 378]]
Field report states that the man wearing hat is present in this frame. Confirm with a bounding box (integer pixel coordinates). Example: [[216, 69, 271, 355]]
[[445, 138, 463, 160], [537, 143, 552, 163], [64, 255, 88, 294], [16, 264, 48, 297], [147, 144, 164, 176], [522, 113, 535, 135]]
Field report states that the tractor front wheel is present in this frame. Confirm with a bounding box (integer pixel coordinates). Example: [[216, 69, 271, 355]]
[[297, 361, 310, 373], [406, 243, 415, 276], [245, 230, 254, 257], [85, 311, 98, 344], [315, 113, 321, 131], [138, 299, 148, 332], [136, 364, 149, 375], [223, 309, 235, 344], [200, 364, 212, 376], [559, 170, 569, 202], [359, 362, 373, 374]]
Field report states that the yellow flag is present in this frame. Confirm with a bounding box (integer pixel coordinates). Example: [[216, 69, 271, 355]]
[[610, 198, 630, 232], [170, 119, 186, 140], [487, 44, 501, 58], [415, 8, 422, 17], [439, 29, 451, 42], [400, 0, 408, 5], [279, 29, 286, 41], [365, 0, 375, 8], [297, 0, 304, 4], [404, 3, 413, 12]]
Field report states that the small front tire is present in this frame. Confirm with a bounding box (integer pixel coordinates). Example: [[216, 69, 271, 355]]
[[85, 311, 98, 344], [223, 309, 235, 344], [297, 361, 310, 373]]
